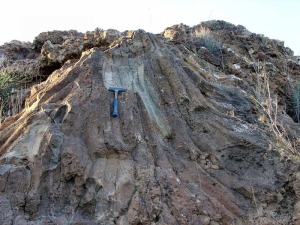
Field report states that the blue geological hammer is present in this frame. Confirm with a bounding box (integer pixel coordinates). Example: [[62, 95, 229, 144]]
[[108, 87, 127, 117]]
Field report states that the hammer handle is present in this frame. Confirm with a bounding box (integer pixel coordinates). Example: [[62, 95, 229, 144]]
[[112, 98, 119, 117]]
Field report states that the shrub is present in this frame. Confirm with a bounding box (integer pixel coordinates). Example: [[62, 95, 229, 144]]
[[291, 81, 300, 123], [252, 62, 298, 154], [0, 71, 18, 112], [0, 70, 32, 122], [195, 26, 222, 55]]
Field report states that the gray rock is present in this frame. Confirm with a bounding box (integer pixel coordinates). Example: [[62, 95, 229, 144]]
[[0, 22, 299, 225]]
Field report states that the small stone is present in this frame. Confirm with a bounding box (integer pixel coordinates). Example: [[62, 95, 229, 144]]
[[200, 153, 209, 160], [211, 164, 219, 170], [199, 216, 210, 225]]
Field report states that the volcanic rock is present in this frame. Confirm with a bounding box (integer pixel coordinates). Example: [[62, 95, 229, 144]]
[[0, 20, 300, 225]]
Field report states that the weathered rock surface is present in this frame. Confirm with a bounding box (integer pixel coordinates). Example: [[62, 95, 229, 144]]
[[0, 20, 300, 225]]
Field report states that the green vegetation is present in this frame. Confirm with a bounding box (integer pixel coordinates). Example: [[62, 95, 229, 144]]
[[0, 71, 18, 114], [291, 81, 300, 123], [194, 26, 224, 71], [195, 26, 222, 56], [0, 70, 33, 122]]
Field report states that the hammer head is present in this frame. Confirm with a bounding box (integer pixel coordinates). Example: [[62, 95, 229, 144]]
[[108, 87, 127, 94]]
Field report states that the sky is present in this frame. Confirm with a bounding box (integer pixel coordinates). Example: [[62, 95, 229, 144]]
[[1, 0, 299, 55]]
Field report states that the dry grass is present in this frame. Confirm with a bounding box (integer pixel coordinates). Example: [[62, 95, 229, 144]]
[[251, 186, 262, 225], [194, 26, 222, 56], [252, 62, 298, 155], [0, 61, 41, 123]]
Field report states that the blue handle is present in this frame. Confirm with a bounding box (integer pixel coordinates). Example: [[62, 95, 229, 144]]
[[112, 98, 119, 117]]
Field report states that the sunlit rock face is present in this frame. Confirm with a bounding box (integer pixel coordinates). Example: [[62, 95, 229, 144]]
[[0, 21, 300, 225]]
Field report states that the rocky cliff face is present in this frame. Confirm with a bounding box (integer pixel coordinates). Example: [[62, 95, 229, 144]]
[[0, 21, 300, 225]]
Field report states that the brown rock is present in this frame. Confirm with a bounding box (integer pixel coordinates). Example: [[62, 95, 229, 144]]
[[0, 21, 300, 225]]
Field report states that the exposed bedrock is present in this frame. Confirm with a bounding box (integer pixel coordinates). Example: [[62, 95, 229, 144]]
[[1, 22, 300, 225]]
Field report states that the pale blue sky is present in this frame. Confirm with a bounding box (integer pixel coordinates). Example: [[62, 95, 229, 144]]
[[1, 0, 299, 55]]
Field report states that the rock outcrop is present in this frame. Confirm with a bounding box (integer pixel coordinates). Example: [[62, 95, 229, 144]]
[[0, 20, 300, 225]]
